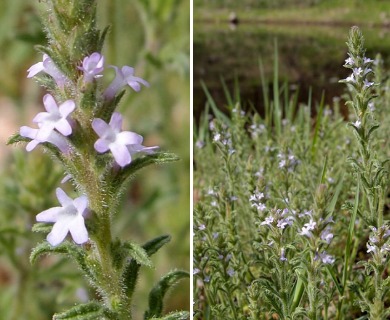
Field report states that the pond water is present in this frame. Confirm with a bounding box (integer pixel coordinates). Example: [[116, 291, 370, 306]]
[[194, 21, 390, 122]]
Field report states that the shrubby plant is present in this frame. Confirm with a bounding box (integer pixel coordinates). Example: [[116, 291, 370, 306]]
[[193, 27, 389, 319], [6, 1, 189, 319]]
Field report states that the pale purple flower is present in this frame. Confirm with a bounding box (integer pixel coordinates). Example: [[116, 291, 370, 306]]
[[253, 203, 266, 211], [32, 94, 75, 141], [353, 67, 363, 76], [193, 268, 200, 275], [345, 57, 354, 66], [196, 140, 205, 149], [261, 216, 274, 226], [20, 125, 71, 154], [92, 112, 158, 167], [363, 57, 374, 65], [36, 188, 89, 246], [27, 54, 68, 87], [319, 252, 335, 264], [321, 228, 334, 244], [227, 268, 235, 277], [363, 79, 374, 89], [280, 248, 287, 261], [277, 218, 293, 229], [300, 219, 316, 237], [345, 74, 355, 83], [79, 52, 105, 83], [104, 66, 149, 99], [249, 191, 264, 202], [198, 224, 206, 231], [367, 243, 377, 254]]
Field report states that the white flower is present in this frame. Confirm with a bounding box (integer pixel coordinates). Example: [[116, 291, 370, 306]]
[[36, 188, 89, 246]]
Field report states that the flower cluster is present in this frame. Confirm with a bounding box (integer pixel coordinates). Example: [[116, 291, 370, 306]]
[[259, 208, 294, 231], [21, 52, 157, 246], [366, 225, 390, 257]]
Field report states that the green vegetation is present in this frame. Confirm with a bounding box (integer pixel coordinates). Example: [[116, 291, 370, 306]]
[[0, 0, 189, 319], [194, 28, 390, 319], [194, 0, 390, 26]]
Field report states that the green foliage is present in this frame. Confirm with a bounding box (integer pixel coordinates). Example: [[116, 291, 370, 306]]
[[1, 1, 189, 319], [53, 301, 115, 320], [194, 29, 390, 319], [144, 270, 190, 319]]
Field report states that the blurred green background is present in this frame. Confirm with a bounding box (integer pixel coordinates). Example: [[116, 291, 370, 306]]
[[0, 0, 189, 319]]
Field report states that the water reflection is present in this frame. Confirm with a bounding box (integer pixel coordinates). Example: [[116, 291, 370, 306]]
[[194, 21, 390, 122]]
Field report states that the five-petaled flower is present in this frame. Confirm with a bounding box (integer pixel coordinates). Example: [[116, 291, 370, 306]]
[[36, 188, 89, 246], [104, 66, 149, 99], [27, 54, 68, 87], [79, 52, 105, 83], [92, 112, 158, 167], [32, 94, 75, 141]]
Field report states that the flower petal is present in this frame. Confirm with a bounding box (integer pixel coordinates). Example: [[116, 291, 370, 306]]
[[43, 94, 59, 114], [116, 131, 143, 145], [35, 124, 55, 141], [68, 215, 88, 244], [20, 126, 38, 139], [109, 112, 123, 131], [47, 220, 70, 246], [92, 118, 110, 137], [27, 62, 44, 78], [94, 139, 110, 153], [110, 142, 131, 167], [36, 207, 62, 223], [26, 140, 40, 152], [56, 188, 73, 207], [55, 118, 73, 136], [32, 112, 50, 123], [59, 100, 75, 117], [73, 195, 88, 215]]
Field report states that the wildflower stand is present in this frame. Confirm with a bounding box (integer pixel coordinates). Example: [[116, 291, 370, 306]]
[[8, 1, 189, 319]]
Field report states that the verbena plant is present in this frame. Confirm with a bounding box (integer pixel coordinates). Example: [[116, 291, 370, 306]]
[[6, 1, 189, 319], [193, 27, 390, 320]]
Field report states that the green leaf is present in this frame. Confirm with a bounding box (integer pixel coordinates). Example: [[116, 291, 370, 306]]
[[30, 241, 97, 284], [7, 133, 29, 145], [32, 223, 52, 234], [111, 152, 179, 194], [53, 301, 116, 320], [123, 235, 171, 298], [123, 241, 153, 268], [144, 270, 189, 319], [143, 235, 171, 256], [150, 311, 189, 320]]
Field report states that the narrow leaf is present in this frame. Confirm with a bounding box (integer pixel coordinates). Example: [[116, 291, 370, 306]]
[[123, 241, 153, 268], [123, 235, 171, 298], [150, 311, 189, 320], [144, 270, 189, 319], [53, 302, 114, 320]]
